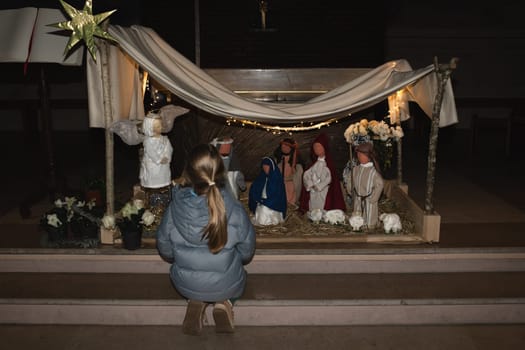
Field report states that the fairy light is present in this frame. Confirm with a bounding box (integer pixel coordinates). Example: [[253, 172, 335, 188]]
[[225, 115, 348, 133]]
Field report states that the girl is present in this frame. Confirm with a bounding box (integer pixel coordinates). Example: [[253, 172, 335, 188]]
[[156, 144, 256, 335]]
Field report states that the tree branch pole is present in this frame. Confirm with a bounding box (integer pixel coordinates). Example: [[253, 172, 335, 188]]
[[101, 34, 115, 216], [396, 121, 403, 185], [424, 57, 458, 214]]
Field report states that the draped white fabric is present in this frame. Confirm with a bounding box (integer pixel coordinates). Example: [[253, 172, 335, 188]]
[[88, 24, 458, 127], [87, 40, 145, 128]]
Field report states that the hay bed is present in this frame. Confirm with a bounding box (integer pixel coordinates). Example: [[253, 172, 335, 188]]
[[239, 194, 416, 238]]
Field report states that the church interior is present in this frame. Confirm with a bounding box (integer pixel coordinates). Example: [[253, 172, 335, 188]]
[[1, 1, 525, 348]]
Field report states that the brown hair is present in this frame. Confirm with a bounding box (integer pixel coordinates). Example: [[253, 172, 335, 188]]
[[181, 144, 227, 253]]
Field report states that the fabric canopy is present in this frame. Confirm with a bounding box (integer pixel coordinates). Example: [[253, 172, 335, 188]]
[[88, 24, 458, 128]]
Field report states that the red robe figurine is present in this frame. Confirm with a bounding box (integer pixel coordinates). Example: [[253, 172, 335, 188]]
[[299, 133, 346, 214]]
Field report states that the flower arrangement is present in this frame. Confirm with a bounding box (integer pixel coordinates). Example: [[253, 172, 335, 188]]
[[40, 196, 101, 241], [344, 119, 404, 145], [102, 199, 155, 233], [344, 118, 404, 177]]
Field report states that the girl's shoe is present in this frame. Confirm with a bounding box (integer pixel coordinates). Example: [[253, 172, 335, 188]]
[[182, 300, 207, 335], [213, 300, 235, 333]]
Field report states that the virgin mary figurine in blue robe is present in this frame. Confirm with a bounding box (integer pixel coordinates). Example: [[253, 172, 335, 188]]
[[248, 157, 287, 226]]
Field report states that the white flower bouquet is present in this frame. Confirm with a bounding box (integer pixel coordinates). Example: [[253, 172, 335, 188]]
[[109, 199, 156, 233], [344, 118, 404, 176], [344, 119, 404, 145], [40, 196, 101, 241]]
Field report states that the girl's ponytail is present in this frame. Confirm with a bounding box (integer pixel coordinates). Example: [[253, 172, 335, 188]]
[[182, 144, 228, 253], [203, 181, 227, 253]]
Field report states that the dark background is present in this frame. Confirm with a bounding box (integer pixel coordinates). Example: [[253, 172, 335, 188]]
[[1, 1, 390, 68], [2, 1, 523, 99]]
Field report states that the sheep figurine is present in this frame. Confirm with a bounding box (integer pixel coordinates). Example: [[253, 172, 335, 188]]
[[322, 209, 346, 225], [307, 209, 324, 223], [349, 214, 364, 231], [379, 213, 402, 233]]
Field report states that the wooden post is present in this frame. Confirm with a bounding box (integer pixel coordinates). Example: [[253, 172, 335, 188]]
[[424, 57, 458, 214], [101, 37, 115, 216]]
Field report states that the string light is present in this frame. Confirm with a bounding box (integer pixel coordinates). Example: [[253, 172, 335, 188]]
[[225, 115, 348, 134]]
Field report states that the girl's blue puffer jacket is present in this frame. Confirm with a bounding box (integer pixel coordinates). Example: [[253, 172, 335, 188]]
[[156, 184, 256, 302]]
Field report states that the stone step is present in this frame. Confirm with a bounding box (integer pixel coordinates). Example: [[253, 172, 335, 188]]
[[1, 272, 525, 325], [2, 248, 525, 325], [2, 247, 525, 274], [3, 297, 525, 326]]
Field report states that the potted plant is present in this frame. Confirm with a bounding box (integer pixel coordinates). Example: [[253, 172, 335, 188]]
[[41, 196, 104, 243], [40, 202, 68, 242], [106, 199, 155, 250]]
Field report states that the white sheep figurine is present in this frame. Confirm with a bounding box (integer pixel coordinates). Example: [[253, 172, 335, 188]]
[[379, 213, 402, 233], [349, 214, 364, 231], [307, 209, 324, 223], [323, 209, 346, 225]]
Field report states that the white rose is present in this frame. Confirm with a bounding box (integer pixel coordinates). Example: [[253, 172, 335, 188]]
[[344, 126, 353, 143], [393, 126, 404, 138], [101, 214, 116, 229], [121, 202, 138, 220], [141, 210, 155, 226], [54, 199, 64, 208]]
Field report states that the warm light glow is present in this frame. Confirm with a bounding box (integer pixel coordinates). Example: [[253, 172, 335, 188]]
[[387, 88, 408, 125]]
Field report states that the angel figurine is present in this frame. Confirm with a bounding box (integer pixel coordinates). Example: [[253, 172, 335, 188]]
[[139, 114, 173, 188], [110, 104, 189, 189]]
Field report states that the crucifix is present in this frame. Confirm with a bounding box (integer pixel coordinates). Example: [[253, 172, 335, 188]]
[[259, 0, 268, 30]]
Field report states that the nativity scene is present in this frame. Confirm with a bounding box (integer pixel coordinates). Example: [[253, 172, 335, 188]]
[[32, 0, 458, 249]]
